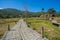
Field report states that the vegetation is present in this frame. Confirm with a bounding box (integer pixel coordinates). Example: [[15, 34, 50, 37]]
[[0, 8, 60, 19], [26, 18, 60, 40], [0, 18, 20, 38], [0, 8, 60, 40]]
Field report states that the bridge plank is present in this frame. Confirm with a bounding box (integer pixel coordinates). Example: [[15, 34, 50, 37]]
[[1, 19, 48, 40]]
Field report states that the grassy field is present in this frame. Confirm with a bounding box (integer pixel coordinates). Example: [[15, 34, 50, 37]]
[[0, 17, 60, 40], [0, 18, 20, 39], [26, 18, 60, 40]]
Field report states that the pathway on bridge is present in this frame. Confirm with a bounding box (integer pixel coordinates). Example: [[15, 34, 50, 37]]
[[1, 19, 48, 40]]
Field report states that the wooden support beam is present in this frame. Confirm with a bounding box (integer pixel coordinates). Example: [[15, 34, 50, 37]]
[[41, 26, 44, 38], [8, 24, 10, 31]]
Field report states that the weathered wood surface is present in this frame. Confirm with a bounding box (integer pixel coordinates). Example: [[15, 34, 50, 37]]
[[1, 19, 48, 40]]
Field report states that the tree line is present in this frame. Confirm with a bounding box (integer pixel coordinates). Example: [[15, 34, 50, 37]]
[[0, 8, 60, 18]]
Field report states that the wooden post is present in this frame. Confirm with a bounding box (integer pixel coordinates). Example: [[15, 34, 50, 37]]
[[41, 26, 44, 38], [15, 21, 17, 24], [8, 24, 10, 31]]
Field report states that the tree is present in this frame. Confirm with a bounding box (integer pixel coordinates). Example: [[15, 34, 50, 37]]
[[40, 8, 47, 19], [41, 8, 44, 13], [42, 8, 44, 11], [47, 8, 56, 17]]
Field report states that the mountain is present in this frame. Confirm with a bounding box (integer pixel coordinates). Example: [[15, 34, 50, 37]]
[[0, 8, 59, 18], [0, 8, 24, 18], [55, 12, 60, 17], [0, 8, 41, 18]]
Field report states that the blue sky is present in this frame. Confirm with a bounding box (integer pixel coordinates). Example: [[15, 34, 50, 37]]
[[0, 0, 60, 12]]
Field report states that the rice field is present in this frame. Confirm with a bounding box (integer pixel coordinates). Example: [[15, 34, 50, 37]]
[[0, 18, 20, 39], [26, 18, 60, 40]]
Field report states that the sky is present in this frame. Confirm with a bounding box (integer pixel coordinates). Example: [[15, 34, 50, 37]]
[[0, 0, 60, 12]]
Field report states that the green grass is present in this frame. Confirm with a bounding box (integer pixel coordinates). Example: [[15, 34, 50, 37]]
[[26, 18, 60, 40], [0, 18, 20, 38]]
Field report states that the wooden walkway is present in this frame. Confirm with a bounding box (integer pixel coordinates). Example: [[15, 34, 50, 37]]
[[1, 19, 48, 40]]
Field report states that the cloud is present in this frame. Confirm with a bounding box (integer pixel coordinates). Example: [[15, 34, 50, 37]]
[[0, 8, 3, 9]]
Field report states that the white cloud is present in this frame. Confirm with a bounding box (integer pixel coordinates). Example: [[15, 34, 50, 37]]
[[0, 8, 3, 9]]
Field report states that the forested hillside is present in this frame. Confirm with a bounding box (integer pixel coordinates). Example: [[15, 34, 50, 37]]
[[0, 8, 23, 18], [0, 8, 60, 18]]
